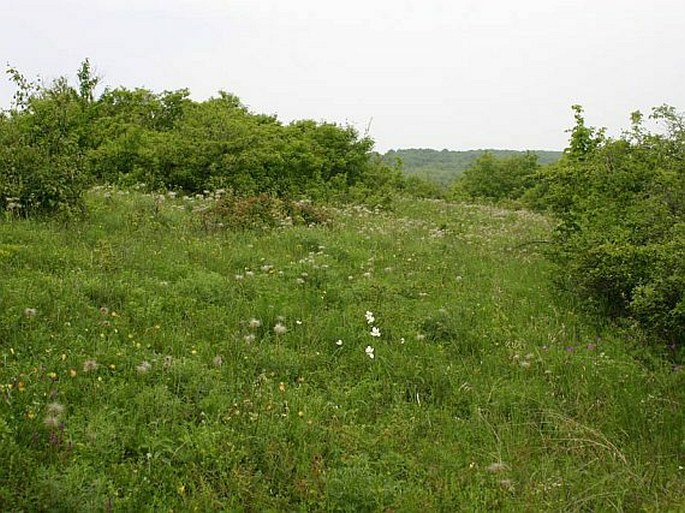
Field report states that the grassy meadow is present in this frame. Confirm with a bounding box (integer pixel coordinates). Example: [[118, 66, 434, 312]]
[[1, 188, 683, 511]]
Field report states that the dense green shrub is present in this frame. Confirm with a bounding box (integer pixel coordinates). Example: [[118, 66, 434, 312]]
[[0, 64, 96, 216], [451, 151, 540, 201], [534, 105, 684, 346], [2, 62, 404, 217], [84, 88, 381, 198]]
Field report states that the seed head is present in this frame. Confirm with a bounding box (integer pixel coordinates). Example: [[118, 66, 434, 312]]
[[83, 359, 98, 372], [486, 462, 508, 474], [136, 361, 152, 374], [46, 402, 65, 418]]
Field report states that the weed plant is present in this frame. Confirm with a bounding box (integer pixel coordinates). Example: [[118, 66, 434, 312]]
[[0, 188, 683, 511]]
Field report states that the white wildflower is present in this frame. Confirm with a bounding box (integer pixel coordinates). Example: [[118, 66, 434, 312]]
[[136, 361, 152, 374]]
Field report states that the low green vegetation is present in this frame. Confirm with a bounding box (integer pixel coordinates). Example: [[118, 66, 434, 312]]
[[1, 189, 683, 511], [1, 62, 684, 510]]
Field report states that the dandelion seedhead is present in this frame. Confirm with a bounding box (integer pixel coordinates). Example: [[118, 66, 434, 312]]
[[486, 462, 509, 474], [46, 402, 65, 418], [83, 359, 98, 372], [273, 323, 287, 335], [136, 361, 152, 374], [248, 318, 262, 329], [213, 355, 223, 367], [23, 307, 37, 318], [43, 415, 61, 429]]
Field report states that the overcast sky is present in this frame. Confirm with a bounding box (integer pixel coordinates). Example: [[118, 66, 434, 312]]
[[2, 0, 684, 152]]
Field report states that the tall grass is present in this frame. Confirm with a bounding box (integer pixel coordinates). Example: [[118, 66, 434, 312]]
[[0, 188, 683, 511]]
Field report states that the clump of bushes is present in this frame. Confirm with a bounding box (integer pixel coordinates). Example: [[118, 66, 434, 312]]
[[450, 151, 540, 202], [1, 61, 405, 217], [0, 64, 96, 217], [534, 105, 684, 347]]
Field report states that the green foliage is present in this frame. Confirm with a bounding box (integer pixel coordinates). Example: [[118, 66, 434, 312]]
[[201, 192, 329, 231], [2, 62, 402, 218], [384, 148, 561, 185], [452, 151, 540, 202], [535, 105, 685, 346], [0, 65, 96, 216], [401, 175, 447, 199]]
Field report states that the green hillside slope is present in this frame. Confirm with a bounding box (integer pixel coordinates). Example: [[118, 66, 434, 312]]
[[383, 148, 562, 184]]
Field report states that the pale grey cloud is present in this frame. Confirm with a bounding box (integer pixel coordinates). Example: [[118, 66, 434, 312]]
[[2, 0, 684, 151]]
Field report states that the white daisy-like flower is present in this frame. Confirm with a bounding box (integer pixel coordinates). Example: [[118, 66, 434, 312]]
[[365, 311, 375, 324], [370, 326, 381, 337], [335, 339, 343, 347], [365, 346, 375, 359]]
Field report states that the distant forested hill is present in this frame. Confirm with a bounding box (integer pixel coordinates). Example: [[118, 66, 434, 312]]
[[382, 148, 562, 184]]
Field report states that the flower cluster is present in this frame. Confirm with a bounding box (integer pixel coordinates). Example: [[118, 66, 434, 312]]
[[364, 311, 382, 358]]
